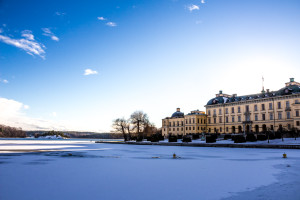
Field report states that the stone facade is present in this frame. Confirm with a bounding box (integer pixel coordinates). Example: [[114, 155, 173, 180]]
[[162, 108, 206, 137], [162, 78, 300, 135]]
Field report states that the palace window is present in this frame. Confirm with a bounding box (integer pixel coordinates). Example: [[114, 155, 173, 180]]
[[238, 107, 241, 113], [193, 119, 195, 124], [213, 109, 216, 115], [278, 102, 281, 109], [173, 122, 175, 126], [297, 121, 300, 126], [269, 103, 273, 110], [214, 118, 216, 123], [225, 108, 228, 114], [169, 122, 171, 126], [193, 127, 195, 130], [232, 107, 235, 113], [238, 116, 241, 122], [208, 110, 211, 116], [204, 119, 206, 124], [255, 114, 258, 121], [232, 116, 235, 122], [286, 101, 290, 108], [296, 100, 299, 104], [254, 105, 258, 111], [181, 128, 183, 131], [226, 127, 229, 132], [197, 119, 199, 124], [296, 110, 299, 117], [177, 121, 179, 126], [278, 112, 282, 120], [287, 112, 291, 119], [186, 127, 188, 130], [219, 117, 222, 123], [189, 119, 191, 124], [261, 104, 265, 111], [177, 128, 179, 131], [181, 121, 183, 126], [245, 105, 249, 112], [220, 127, 222, 132], [208, 118, 211, 124], [262, 114, 265, 121], [219, 109, 222, 115], [189, 127, 191, 130], [169, 128, 171, 131], [270, 113, 273, 120], [226, 116, 228, 123], [186, 119, 188, 124], [173, 128, 175, 131]]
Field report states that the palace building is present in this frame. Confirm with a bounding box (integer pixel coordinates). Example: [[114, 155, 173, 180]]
[[206, 78, 300, 134], [162, 108, 206, 137], [162, 78, 300, 136]]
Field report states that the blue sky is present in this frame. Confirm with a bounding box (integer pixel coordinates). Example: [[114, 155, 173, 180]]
[[0, 0, 300, 132]]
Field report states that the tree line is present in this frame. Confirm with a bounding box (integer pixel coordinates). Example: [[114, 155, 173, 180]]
[[112, 110, 161, 141], [0, 124, 27, 138]]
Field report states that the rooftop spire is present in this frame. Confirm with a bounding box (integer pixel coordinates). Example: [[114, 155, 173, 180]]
[[261, 76, 265, 93]]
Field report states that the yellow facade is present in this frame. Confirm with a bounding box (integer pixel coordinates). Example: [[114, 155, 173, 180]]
[[162, 78, 300, 135], [205, 78, 300, 134], [162, 108, 206, 137]]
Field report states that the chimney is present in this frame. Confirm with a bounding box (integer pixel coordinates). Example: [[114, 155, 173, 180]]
[[219, 90, 223, 94], [290, 78, 294, 82], [176, 108, 180, 112], [266, 89, 270, 93]]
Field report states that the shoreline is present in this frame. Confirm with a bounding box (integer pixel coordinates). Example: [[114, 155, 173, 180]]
[[96, 141, 300, 149]]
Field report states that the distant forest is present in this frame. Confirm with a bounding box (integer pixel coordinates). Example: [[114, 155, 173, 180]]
[[26, 130, 123, 139], [0, 124, 27, 138], [0, 124, 123, 139]]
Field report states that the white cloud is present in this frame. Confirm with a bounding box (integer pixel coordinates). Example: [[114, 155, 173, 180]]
[[21, 30, 34, 41], [97, 17, 106, 21], [52, 112, 57, 117], [0, 97, 66, 131], [106, 22, 117, 27], [0, 28, 3, 33], [201, 0, 205, 4], [84, 69, 98, 76], [42, 28, 59, 41], [55, 12, 66, 16], [2, 79, 8, 84], [187, 4, 200, 11], [0, 33, 46, 59]]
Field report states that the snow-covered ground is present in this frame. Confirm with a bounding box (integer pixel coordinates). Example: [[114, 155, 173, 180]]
[[0, 139, 300, 200]]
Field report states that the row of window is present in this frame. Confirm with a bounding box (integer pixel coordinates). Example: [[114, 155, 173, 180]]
[[209, 111, 296, 124], [164, 126, 206, 132], [208, 100, 296, 116], [166, 119, 206, 126]]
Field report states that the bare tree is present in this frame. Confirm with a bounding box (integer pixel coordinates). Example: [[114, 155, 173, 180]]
[[130, 111, 149, 139], [112, 118, 128, 141]]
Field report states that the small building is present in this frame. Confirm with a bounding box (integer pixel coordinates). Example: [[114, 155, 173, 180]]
[[162, 108, 207, 137]]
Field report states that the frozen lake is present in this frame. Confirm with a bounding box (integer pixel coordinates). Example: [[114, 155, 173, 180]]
[[0, 140, 300, 200]]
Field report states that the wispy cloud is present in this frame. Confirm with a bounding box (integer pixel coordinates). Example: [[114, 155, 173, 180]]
[[55, 11, 66, 16], [42, 28, 59, 41], [97, 16, 106, 21], [21, 30, 34, 40], [106, 22, 117, 27], [84, 69, 98, 76], [187, 4, 200, 11], [201, 0, 205, 3], [2, 79, 8, 84], [0, 32, 46, 59]]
